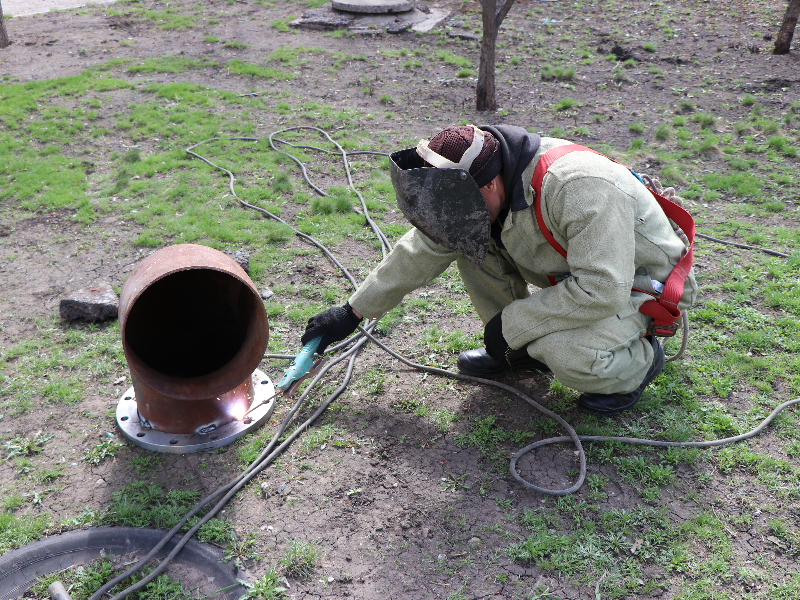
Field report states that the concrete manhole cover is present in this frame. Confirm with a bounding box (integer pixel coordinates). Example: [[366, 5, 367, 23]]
[[331, 0, 414, 13]]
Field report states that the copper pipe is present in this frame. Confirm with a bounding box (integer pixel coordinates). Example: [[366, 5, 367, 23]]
[[119, 244, 268, 433]]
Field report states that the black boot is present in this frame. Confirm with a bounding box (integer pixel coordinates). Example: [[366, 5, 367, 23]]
[[457, 347, 549, 378], [578, 336, 665, 416]]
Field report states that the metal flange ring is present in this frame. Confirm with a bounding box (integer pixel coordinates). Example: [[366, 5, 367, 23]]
[[116, 369, 275, 453]]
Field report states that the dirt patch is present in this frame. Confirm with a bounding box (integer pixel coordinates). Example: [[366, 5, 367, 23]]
[[0, 212, 143, 346], [1, 1, 799, 599]]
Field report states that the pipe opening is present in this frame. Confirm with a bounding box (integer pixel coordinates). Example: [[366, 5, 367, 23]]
[[125, 269, 256, 379]]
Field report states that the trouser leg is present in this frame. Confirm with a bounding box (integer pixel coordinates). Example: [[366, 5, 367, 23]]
[[456, 251, 530, 326], [526, 297, 654, 395]]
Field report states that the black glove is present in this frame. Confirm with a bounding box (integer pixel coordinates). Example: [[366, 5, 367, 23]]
[[301, 302, 363, 354], [483, 311, 511, 364]]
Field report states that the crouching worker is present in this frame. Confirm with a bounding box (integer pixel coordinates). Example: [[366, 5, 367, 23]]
[[301, 124, 698, 416]]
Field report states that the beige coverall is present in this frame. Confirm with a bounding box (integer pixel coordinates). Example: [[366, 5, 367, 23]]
[[349, 138, 698, 395]]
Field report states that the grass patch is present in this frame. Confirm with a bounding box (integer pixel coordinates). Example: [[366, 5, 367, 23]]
[[540, 64, 575, 81], [127, 55, 218, 74], [554, 98, 577, 111], [0, 510, 51, 554], [29, 558, 190, 600], [280, 539, 321, 578], [435, 50, 471, 68], [453, 416, 534, 471]]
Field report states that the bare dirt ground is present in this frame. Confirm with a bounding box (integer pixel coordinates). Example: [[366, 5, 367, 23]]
[[1, 0, 799, 599]]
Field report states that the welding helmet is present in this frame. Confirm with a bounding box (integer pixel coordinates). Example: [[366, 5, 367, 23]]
[[389, 126, 492, 269]]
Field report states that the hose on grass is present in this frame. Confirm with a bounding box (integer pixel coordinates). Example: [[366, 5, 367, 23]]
[[94, 131, 390, 600], [188, 130, 796, 494], [355, 325, 800, 494], [89, 322, 377, 600], [96, 130, 798, 599]]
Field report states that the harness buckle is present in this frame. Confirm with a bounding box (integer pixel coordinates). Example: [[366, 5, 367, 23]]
[[647, 320, 679, 337]]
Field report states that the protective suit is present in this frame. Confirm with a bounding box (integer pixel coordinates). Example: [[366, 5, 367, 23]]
[[348, 126, 697, 395]]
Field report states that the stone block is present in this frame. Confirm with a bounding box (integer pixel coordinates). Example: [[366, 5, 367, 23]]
[[223, 250, 250, 274], [59, 283, 118, 322]]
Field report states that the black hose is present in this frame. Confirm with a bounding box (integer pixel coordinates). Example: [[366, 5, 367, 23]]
[[696, 232, 790, 258]]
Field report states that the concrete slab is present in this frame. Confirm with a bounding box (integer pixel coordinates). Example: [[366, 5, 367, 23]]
[[331, 0, 413, 14], [290, 4, 356, 30], [410, 7, 449, 33]]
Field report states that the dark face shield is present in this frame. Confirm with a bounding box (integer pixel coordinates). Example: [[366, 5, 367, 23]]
[[389, 148, 490, 269]]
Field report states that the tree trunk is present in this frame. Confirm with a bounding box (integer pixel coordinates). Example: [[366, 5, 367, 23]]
[[476, 0, 516, 112], [773, 0, 800, 54], [0, 0, 11, 50], [476, 0, 498, 111]]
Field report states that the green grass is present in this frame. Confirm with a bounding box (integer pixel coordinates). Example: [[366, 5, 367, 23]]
[[83, 437, 125, 465], [540, 64, 575, 81], [270, 16, 296, 32], [507, 502, 683, 596], [299, 423, 337, 452], [0, 319, 125, 415], [554, 98, 577, 111], [227, 59, 296, 80], [693, 112, 716, 129], [280, 539, 321, 578], [435, 50, 471, 68], [106, 5, 202, 31], [240, 566, 287, 599], [102, 481, 233, 543], [453, 416, 535, 471], [29, 558, 190, 600], [0, 510, 50, 554], [703, 172, 761, 198], [4, 431, 53, 459], [127, 56, 218, 74], [654, 123, 671, 141]]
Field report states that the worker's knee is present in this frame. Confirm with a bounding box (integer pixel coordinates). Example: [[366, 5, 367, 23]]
[[527, 312, 653, 394], [545, 340, 653, 394]]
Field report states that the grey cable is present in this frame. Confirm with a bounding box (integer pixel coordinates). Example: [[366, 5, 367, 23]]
[[355, 326, 800, 495], [355, 326, 587, 495], [268, 127, 393, 258], [185, 134, 392, 285], [98, 132, 390, 599], [664, 310, 689, 362]]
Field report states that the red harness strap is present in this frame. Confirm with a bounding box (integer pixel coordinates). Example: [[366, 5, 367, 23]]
[[530, 144, 695, 337]]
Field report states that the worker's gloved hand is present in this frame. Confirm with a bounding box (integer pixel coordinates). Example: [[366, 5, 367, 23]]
[[301, 302, 363, 354], [483, 311, 511, 365]]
